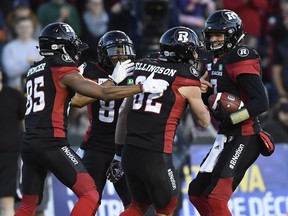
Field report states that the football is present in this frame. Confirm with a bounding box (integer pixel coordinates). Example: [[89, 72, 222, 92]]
[[208, 92, 244, 113]]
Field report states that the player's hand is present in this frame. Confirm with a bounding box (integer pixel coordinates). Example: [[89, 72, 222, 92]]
[[106, 157, 124, 183], [200, 71, 212, 93], [212, 100, 231, 124], [141, 72, 169, 93], [109, 59, 135, 85]]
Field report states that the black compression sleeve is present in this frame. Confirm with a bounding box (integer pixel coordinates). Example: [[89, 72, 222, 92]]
[[236, 74, 269, 117]]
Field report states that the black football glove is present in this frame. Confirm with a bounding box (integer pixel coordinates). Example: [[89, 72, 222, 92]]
[[212, 100, 232, 125], [106, 157, 124, 183]]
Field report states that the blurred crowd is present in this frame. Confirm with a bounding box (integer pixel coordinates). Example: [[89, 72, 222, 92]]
[[1, 0, 288, 214], [0, 0, 288, 107]]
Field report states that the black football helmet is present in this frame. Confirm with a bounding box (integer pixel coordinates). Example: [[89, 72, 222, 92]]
[[97, 30, 136, 68], [38, 22, 88, 61], [202, 9, 245, 56], [159, 26, 202, 63]]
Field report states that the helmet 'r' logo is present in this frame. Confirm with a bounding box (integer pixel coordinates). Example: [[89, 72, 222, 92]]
[[177, 31, 189, 43], [63, 24, 74, 33], [224, 11, 238, 20]]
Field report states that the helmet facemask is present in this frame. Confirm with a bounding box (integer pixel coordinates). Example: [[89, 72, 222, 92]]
[[63, 38, 88, 61], [97, 31, 136, 69], [104, 43, 135, 67]]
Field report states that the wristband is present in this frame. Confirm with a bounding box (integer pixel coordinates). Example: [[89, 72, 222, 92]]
[[230, 108, 250, 125], [108, 77, 117, 86], [115, 144, 124, 157]]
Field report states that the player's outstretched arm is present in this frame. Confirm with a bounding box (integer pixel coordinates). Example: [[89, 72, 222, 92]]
[[63, 72, 169, 102], [71, 79, 115, 108], [71, 59, 135, 107]]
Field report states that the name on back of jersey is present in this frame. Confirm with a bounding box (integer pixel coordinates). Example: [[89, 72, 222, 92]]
[[27, 63, 46, 77], [135, 62, 177, 77]]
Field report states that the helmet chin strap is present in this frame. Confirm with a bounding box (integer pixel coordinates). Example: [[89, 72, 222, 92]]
[[234, 33, 246, 47]]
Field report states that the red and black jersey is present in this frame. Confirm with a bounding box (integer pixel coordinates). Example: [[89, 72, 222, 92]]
[[206, 45, 267, 135], [80, 62, 125, 153], [126, 58, 201, 154], [23, 54, 78, 150]]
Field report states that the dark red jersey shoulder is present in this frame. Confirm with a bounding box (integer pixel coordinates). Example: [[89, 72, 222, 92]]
[[224, 45, 260, 64]]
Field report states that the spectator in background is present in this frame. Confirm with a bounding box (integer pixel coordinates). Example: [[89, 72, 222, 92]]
[[5, 0, 40, 40], [0, 11, 7, 69], [37, 0, 81, 35], [132, 0, 175, 58], [269, 1, 288, 99], [0, 68, 26, 216], [222, 0, 269, 48], [1, 16, 42, 90], [29, 0, 83, 13], [178, 0, 216, 37], [104, 0, 132, 33], [79, 0, 109, 63], [263, 96, 288, 143]]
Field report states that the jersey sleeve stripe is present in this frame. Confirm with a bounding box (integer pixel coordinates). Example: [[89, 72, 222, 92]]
[[226, 59, 260, 82]]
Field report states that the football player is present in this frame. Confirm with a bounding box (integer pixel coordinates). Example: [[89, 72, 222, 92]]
[[15, 22, 168, 216], [71, 30, 135, 209], [109, 26, 211, 216], [188, 9, 274, 216]]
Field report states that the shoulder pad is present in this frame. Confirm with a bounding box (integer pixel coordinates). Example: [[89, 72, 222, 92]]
[[48, 54, 77, 67], [225, 45, 259, 64]]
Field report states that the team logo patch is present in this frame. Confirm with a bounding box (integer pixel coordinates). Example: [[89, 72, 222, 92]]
[[61, 54, 73, 62], [127, 78, 134, 85], [189, 66, 199, 77], [218, 64, 223, 71], [237, 47, 249, 57]]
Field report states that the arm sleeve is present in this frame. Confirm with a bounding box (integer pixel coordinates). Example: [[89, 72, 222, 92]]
[[237, 74, 269, 117]]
